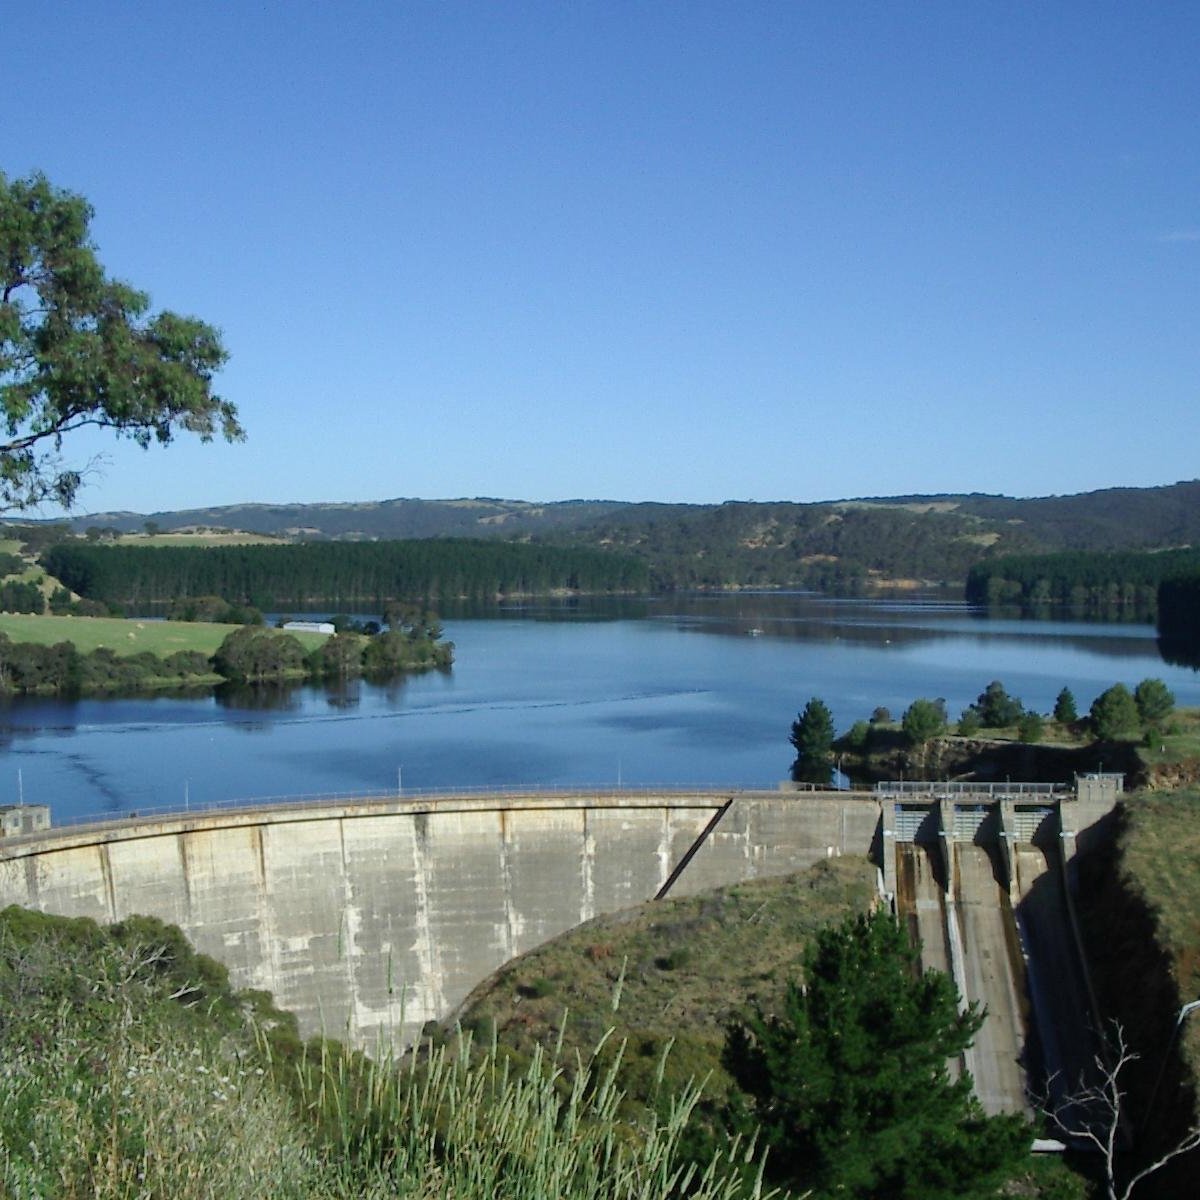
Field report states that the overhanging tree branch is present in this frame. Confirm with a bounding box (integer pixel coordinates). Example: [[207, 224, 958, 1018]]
[[0, 171, 243, 510]]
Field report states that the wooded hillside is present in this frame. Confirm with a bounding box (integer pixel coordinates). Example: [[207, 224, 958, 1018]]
[[40, 540, 649, 607], [16, 478, 1200, 593]]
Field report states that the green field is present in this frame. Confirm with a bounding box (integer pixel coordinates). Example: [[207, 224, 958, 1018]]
[[135, 530, 284, 546], [0, 612, 329, 656], [1137, 707, 1200, 765]]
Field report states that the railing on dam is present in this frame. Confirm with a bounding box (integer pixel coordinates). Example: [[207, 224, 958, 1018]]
[[2, 782, 862, 844], [875, 780, 1068, 800]]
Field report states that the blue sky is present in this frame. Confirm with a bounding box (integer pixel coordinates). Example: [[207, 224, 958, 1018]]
[[4, 2, 1197, 515]]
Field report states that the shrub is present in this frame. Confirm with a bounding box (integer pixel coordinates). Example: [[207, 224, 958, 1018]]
[[956, 707, 982, 736], [1089, 684, 1141, 741], [1017, 711, 1045, 743]]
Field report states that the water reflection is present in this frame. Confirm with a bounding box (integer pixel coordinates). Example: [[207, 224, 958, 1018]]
[[214, 681, 302, 713], [446, 592, 1167, 663], [3, 594, 1198, 823], [1157, 632, 1200, 672]]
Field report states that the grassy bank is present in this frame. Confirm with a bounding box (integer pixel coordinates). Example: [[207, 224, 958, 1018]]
[[0, 612, 329, 656], [452, 858, 877, 1115], [0, 907, 763, 1200], [1116, 789, 1200, 1069]]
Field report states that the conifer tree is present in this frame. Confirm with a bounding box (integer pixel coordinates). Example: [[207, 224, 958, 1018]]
[[789, 697, 834, 784], [724, 911, 1029, 1199]]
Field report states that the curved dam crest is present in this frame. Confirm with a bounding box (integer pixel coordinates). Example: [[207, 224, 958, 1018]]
[[0, 791, 881, 1049]]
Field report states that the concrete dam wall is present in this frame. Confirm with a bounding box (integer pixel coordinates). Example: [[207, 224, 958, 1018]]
[[0, 791, 881, 1049]]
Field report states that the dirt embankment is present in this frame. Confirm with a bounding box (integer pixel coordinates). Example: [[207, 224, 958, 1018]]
[[1139, 757, 1200, 791], [1073, 801, 1200, 1196], [844, 735, 1143, 788]]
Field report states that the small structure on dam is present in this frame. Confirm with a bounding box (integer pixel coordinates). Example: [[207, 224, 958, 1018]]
[[0, 778, 1120, 1115]]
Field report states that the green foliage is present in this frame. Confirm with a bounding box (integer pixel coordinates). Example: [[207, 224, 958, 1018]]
[[1157, 573, 1200, 666], [956, 706, 983, 736], [313, 632, 366, 677], [1053, 686, 1078, 724], [0, 905, 768, 1200], [843, 719, 871, 750], [168, 594, 263, 624], [162, 649, 212, 677], [790, 697, 835, 783], [212, 626, 306, 683], [58, 482, 1200, 594], [1016, 711, 1045, 743], [361, 628, 452, 674], [0, 632, 220, 694], [48, 585, 108, 616], [1089, 683, 1141, 741], [0, 172, 241, 510], [1133, 677, 1175, 726], [966, 547, 1200, 615], [723, 911, 1030, 1199], [0, 608, 448, 692], [0, 635, 80, 692], [542, 497, 1045, 591], [41, 537, 648, 607], [298, 1028, 766, 1200], [454, 859, 876, 1142], [902, 697, 947, 747], [0, 908, 315, 1200], [975, 680, 1023, 728], [0, 577, 44, 613]]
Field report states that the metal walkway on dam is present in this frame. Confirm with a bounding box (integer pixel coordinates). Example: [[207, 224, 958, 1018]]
[[884, 779, 1114, 1116], [0, 777, 1121, 1116]]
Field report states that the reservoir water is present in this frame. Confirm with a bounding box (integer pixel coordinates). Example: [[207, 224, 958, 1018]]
[[1, 593, 1196, 825]]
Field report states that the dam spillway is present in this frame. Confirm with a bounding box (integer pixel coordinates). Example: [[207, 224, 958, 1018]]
[[885, 779, 1117, 1115], [0, 780, 1119, 1114]]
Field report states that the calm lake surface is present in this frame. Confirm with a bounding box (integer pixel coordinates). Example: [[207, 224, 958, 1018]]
[[2, 593, 1197, 825]]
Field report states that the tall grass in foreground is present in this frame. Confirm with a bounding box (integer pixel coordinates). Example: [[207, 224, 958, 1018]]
[[0, 913, 771, 1200], [0, 1024, 321, 1199], [290, 1025, 772, 1199]]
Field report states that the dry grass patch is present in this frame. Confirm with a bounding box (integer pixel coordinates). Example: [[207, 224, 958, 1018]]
[[451, 857, 876, 1113]]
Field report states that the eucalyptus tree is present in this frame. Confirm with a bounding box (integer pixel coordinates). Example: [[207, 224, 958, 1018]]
[[1, 172, 241, 510]]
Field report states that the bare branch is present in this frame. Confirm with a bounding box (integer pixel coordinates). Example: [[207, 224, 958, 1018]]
[[1035, 1020, 1200, 1200]]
